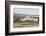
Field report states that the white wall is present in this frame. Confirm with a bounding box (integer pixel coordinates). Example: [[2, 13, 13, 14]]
[[0, 0, 5, 36], [0, 0, 46, 36]]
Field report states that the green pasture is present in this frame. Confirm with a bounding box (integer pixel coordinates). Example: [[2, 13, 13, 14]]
[[14, 23, 39, 28]]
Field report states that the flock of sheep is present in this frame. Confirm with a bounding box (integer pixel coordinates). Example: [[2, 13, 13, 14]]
[[20, 18, 38, 22]]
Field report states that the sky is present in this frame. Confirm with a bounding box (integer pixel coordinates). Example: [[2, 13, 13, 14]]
[[13, 8, 39, 15]]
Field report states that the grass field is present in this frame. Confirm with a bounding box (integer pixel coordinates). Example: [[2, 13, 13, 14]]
[[14, 23, 39, 28]]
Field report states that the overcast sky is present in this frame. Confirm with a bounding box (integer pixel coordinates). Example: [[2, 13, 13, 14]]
[[13, 8, 39, 15]]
